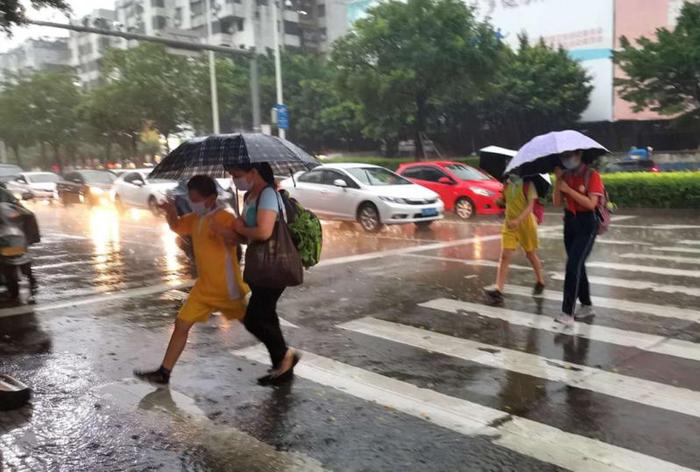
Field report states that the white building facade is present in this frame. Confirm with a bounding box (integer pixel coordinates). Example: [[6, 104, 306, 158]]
[[0, 38, 71, 83]]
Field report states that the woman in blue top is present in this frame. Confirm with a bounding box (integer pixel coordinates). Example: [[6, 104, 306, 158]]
[[224, 162, 299, 386]]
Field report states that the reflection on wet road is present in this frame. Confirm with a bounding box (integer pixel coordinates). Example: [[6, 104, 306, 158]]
[[1, 204, 700, 471]]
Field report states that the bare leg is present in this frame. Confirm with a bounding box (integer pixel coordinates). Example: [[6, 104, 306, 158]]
[[495, 249, 514, 292], [525, 251, 545, 285], [162, 318, 195, 371]]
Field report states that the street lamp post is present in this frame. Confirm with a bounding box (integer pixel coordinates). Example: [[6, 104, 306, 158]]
[[204, 0, 221, 134], [271, 0, 285, 139]]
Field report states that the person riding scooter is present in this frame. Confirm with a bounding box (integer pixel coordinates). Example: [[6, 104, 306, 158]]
[[0, 202, 38, 304]]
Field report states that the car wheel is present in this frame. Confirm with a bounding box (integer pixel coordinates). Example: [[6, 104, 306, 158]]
[[415, 221, 433, 230], [358, 202, 382, 233], [148, 196, 161, 216], [455, 197, 475, 220]]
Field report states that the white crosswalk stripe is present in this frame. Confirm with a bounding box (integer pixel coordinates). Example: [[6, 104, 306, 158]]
[[419, 298, 700, 362], [678, 240, 700, 246], [539, 233, 653, 246], [504, 285, 700, 323], [653, 246, 700, 254], [233, 345, 696, 472], [619, 253, 700, 265], [585, 261, 700, 278], [339, 317, 700, 418], [549, 273, 700, 297]]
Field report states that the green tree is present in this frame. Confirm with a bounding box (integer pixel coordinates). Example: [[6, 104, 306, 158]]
[[1, 0, 69, 33], [331, 0, 502, 158], [101, 43, 201, 149], [0, 80, 34, 165], [479, 36, 592, 145], [615, 2, 700, 127], [0, 70, 81, 170]]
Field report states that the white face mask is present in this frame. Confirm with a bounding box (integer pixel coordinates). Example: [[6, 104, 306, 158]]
[[190, 201, 208, 216], [561, 155, 582, 170], [233, 176, 252, 192]]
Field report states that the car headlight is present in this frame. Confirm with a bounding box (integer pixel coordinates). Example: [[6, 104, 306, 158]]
[[472, 188, 494, 197], [379, 196, 406, 204], [89, 186, 104, 195]]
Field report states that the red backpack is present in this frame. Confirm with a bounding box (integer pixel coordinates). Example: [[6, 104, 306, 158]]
[[523, 182, 545, 225]]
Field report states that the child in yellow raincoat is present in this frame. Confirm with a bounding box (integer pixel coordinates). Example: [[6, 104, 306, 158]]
[[134, 175, 249, 385]]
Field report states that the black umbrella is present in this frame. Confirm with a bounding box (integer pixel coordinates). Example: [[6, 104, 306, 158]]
[[149, 133, 319, 180]]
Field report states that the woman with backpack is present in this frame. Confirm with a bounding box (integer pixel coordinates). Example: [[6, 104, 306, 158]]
[[552, 150, 605, 326], [214, 162, 300, 386], [484, 174, 546, 304]]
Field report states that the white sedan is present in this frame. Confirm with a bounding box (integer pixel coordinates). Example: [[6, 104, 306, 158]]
[[280, 163, 444, 232], [6, 172, 61, 201], [112, 169, 177, 214]]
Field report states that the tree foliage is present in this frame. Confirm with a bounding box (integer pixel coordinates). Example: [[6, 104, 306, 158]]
[[615, 2, 700, 123], [331, 0, 503, 157], [478, 36, 592, 145], [1, 0, 69, 33]]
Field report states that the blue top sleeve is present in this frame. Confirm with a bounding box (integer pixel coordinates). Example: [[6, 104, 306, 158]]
[[243, 187, 281, 228], [258, 187, 281, 212]]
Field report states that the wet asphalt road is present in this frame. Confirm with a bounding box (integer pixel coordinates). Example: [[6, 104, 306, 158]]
[[1, 202, 699, 472]]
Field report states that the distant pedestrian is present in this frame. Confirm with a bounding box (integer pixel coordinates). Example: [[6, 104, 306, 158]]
[[134, 175, 249, 385], [552, 150, 605, 326], [484, 174, 545, 304]]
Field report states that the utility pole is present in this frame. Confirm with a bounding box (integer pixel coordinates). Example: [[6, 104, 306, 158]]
[[204, 0, 221, 134], [249, 0, 261, 132], [271, 0, 285, 139]]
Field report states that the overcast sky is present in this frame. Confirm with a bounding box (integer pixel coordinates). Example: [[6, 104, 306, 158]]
[[1, 0, 116, 53]]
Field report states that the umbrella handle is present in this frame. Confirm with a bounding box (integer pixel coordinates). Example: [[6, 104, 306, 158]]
[[290, 169, 296, 188]]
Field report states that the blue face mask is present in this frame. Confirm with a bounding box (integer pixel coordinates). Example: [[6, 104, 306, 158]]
[[190, 201, 208, 216]]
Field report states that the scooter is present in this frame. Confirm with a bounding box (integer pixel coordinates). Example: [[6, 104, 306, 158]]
[[0, 188, 40, 303]]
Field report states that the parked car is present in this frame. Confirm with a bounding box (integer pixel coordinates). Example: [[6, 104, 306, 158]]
[[112, 169, 178, 214], [57, 170, 117, 206], [280, 164, 444, 232], [603, 159, 659, 173], [0, 164, 24, 184], [397, 161, 504, 220], [6, 172, 61, 201]]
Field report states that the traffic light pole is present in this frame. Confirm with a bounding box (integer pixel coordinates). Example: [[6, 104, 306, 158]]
[[203, 0, 221, 134], [26, 19, 260, 133]]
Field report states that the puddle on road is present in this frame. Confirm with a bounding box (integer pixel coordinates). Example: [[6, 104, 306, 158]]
[[96, 378, 326, 472]]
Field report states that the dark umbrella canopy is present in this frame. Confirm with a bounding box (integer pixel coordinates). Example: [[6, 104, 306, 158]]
[[149, 133, 319, 180]]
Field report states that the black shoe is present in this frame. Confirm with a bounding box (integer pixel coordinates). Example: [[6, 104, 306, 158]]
[[134, 367, 170, 385], [533, 283, 545, 296], [483, 287, 504, 304], [258, 352, 301, 386]]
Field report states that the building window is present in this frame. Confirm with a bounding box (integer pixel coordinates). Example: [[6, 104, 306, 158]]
[[284, 20, 300, 36], [317, 4, 325, 17], [190, 0, 203, 16], [151, 0, 165, 6], [152, 15, 167, 30]]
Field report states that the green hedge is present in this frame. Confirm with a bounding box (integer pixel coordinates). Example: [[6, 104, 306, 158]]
[[603, 172, 700, 209], [321, 155, 480, 170]]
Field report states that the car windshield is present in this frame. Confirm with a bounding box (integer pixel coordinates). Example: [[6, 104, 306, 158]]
[[29, 173, 60, 183], [82, 171, 116, 184], [346, 167, 411, 186], [445, 164, 491, 181]]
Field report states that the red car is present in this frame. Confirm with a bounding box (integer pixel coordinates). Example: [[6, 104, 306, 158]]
[[397, 161, 503, 220]]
